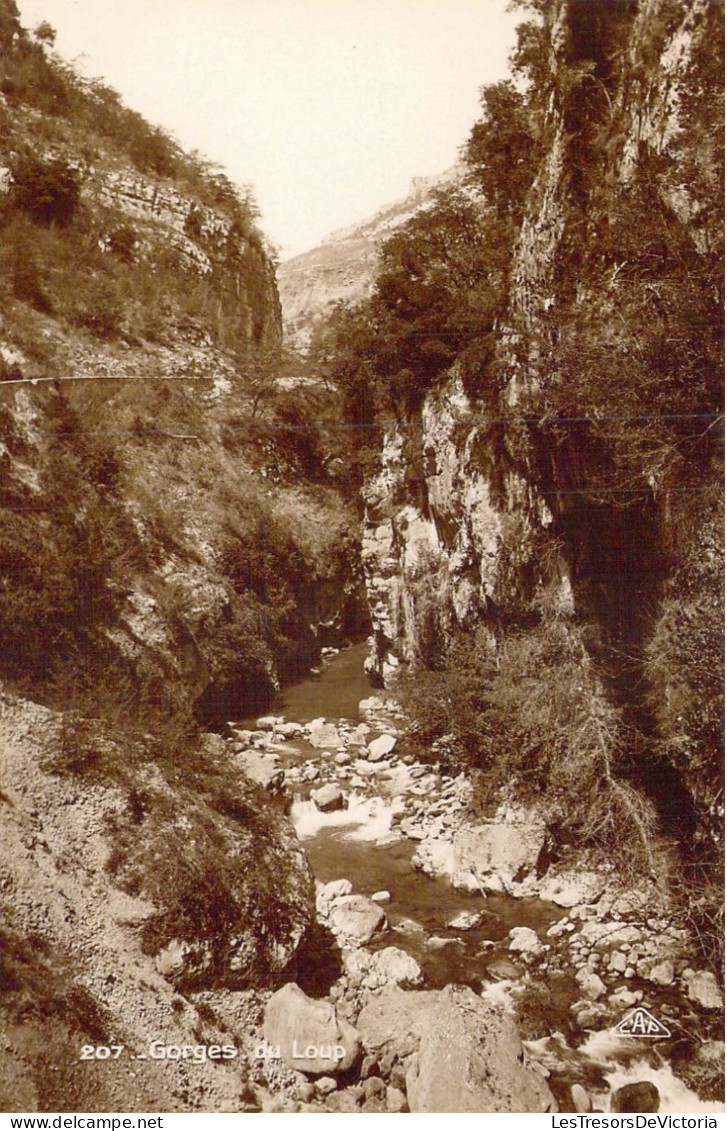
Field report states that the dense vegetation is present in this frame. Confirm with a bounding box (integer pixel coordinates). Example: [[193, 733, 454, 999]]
[[310, 0, 724, 937]]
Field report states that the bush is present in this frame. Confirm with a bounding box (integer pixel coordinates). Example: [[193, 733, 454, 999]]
[[398, 615, 660, 875], [8, 154, 81, 226]]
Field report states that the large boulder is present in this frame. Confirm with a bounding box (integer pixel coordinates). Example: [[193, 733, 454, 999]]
[[311, 783, 346, 812], [611, 1082, 660, 1113], [509, 926, 545, 959], [453, 817, 545, 895], [538, 870, 606, 907], [308, 723, 342, 749], [357, 985, 555, 1113], [368, 733, 397, 761], [329, 895, 388, 945], [263, 983, 361, 1076], [235, 749, 281, 788], [343, 947, 424, 991]]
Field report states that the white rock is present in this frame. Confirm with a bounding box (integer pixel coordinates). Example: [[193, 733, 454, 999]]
[[371, 890, 391, 903], [365, 946, 423, 988], [539, 871, 606, 908], [308, 723, 342, 749], [368, 733, 397, 761], [311, 784, 346, 812], [275, 721, 304, 738], [574, 969, 607, 1001], [448, 910, 483, 931], [256, 715, 284, 730], [359, 696, 384, 712], [330, 895, 388, 945], [647, 959, 675, 987], [321, 879, 353, 901]]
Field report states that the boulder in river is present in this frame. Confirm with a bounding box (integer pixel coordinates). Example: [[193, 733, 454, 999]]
[[683, 969, 724, 1011], [275, 721, 305, 739], [452, 817, 546, 895], [538, 870, 606, 907], [367, 947, 423, 989], [346, 723, 371, 747], [256, 715, 284, 730], [574, 968, 607, 1001], [320, 878, 353, 900], [447, 910, 483, 931], [329, 894, 388, 945], [359, 696, 385, 713], [311, 783, 346, 812], [509, 926, 545, 959], [263, 983, 361, 1076], [611, 1081, 660, 1113], [411, 835, 455, 874], [357, 985, 555, 1112]]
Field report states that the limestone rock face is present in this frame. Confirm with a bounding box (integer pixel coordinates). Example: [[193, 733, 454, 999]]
[[263, 983, 361, 1076], [357, 985, 555, 1113]]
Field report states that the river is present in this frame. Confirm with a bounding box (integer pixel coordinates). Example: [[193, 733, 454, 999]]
[[248, 644, 723, 1114]]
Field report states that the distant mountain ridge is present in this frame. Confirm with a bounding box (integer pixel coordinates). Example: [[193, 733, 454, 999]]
[[278, 163, 465, 351]]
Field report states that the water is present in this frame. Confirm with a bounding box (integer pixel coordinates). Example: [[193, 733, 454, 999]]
[[269, 646, 722, 1113], [274, 647, 563, 993], [302, 816, 561, 992]]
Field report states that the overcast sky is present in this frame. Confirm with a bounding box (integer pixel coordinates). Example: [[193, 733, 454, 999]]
[[16, 0, 520, 257]]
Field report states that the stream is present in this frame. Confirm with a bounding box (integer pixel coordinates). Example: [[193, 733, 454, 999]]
[[274, 643, 562, 993], [240, 644, 723, 1114]]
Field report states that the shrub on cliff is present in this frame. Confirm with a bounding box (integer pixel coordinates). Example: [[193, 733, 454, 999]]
[[399, 615, 659, 876]]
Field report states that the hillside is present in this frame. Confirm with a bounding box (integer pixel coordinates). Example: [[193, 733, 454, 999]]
[[277, 165, 463, 350], [0, 1, 364, 1111], [313, 0, 724, 969]]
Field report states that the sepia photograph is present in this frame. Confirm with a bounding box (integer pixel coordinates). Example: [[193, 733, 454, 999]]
[[0, 0, 723, 1117]]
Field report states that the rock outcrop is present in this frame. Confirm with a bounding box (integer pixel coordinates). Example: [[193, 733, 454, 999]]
[[278, 165, 464, 350], [357, 985, 556, 1113]]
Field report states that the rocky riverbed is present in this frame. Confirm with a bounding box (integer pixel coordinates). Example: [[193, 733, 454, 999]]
[[217, 649, 724, 1114]]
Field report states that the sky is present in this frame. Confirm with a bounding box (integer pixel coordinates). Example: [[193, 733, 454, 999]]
[[16, 0, 520, 258]]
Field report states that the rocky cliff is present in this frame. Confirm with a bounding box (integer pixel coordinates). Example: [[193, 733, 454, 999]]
[[277, 165, 464, 350]]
